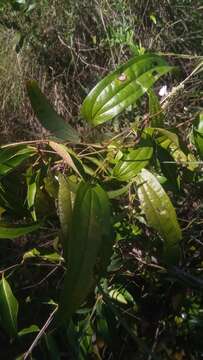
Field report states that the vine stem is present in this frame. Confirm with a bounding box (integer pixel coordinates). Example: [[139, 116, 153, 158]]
[[23, 305, 58, 360], [1, 140, 48, 148]]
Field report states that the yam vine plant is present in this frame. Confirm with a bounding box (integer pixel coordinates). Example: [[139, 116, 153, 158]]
[[0, 53, 203, 359]]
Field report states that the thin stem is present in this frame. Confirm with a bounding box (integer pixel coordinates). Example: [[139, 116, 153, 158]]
[[23, 306, 58, 360]]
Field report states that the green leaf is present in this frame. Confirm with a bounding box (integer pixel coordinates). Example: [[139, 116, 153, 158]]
[[150, 14, 157, 24], [23, 248, 62, 263], [23, 248, 40, 260], [107, 183, 130, 199], [156, 132, 197, 171], [58, 174, 72, 262], [18, 324, 39, 337], [148, 89, 164, 127], [193, 112, 203, 159], [26, 168, 40, 221], [108, 285, 135, 306], [150, 127, 179, 147], [156, 145, 180, 191], [113, 146, 153, 181], [56, 182, 114, 325], [44, 174, 59, 199], [108, 288, 128, 305], [81, 54, 173, 126], [0, 145, 36, 176], [40, 252, 62, 263], [27, 80, 80, 142], [0, 223, 39, 239], [136, 169, 182, 264], [0, 276, 19, 337]]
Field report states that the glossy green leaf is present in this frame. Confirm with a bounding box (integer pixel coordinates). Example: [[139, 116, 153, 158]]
[[193, 112, 203, 159], [0, 145, 36, 176], [0, 276, 19, 337], [81, 54, 173, 126], [113, 146, 153, 181], [148, 89, 164, 127], [56, 182, 114, 325], [136, 169, 182, 264], [0, 223, 39, 239], [27, 80, 80, 142], [58, 174, 72, 262]]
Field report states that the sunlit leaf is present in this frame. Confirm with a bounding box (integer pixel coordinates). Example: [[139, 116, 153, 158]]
[[136, 169, 182, 264], [23, 248, 62, 263], [108, 285, 135, 306], [0, 276, 19, 337], [113, 146, 153, 181], [0, 145, 36, 176], [27, 80, 80, 142], [81, 54, 173, 126]]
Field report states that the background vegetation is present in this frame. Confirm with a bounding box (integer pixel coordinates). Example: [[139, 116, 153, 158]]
[[0, 1, 202, 359]]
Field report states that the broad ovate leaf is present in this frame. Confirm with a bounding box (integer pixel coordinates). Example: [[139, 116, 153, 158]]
[[0, 276, 19, 337], [136, 169, 182, 264], [113, 146, 153, 181], [27, 80, 80, 142], [56, 182, 114, 325], [193, 112, 203, 159], [81, 54, 173, 126]]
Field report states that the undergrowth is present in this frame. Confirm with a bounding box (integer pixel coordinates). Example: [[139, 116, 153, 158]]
[[0, 1, 202, 360]]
